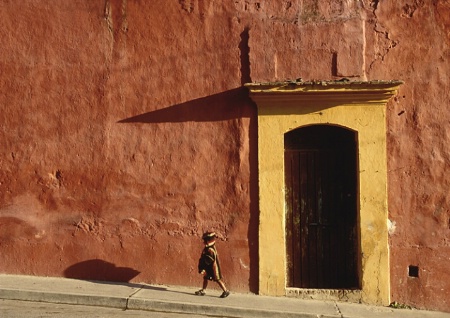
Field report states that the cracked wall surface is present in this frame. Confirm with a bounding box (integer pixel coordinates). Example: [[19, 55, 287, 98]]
[[367, 0, 450, 312], [0, 0, 449, 312]]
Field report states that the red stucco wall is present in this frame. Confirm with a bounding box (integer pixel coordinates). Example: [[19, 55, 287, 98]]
[[0, 0, 449, 312], [0, 0, 258, 292], [375, 1, 450, 312]]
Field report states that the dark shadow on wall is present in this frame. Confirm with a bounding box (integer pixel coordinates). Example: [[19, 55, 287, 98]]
[[117, 87, 260, 293], [118, 88, 250, 123], [64, 259, 140, 282], [247, 94, 259, 294], [239, 27, 251, 85]]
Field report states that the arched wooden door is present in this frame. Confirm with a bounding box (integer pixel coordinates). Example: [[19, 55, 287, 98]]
[[285, 125, 359, 289]]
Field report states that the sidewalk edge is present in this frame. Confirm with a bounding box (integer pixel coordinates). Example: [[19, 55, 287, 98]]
[[127, 297, 341, 318], [0, 288, 341, 318], [0, 288, 127, 309]]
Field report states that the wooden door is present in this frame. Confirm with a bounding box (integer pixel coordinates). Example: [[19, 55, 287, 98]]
[[285, 125, 359, 289]]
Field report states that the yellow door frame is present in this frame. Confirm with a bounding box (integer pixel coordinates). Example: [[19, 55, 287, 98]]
[[246, 80, 402, 305]]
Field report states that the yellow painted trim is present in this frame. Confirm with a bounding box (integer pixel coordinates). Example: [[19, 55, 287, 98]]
[[247, 81, 402, 305]]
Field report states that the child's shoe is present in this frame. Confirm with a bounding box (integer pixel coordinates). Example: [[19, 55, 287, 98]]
[[219, 290, 230, 298], [195, 289, 206, 296]]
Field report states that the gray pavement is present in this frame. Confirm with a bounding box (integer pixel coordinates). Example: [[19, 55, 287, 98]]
[[1, 299, 207, 318], [0, 274, 449, 318]]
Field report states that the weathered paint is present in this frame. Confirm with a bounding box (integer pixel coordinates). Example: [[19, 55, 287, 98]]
[[0, 0, 449, 312], [247, 81, 402, 305]]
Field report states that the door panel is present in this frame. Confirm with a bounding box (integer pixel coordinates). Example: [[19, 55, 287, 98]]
[[285, 125, 358, 289]]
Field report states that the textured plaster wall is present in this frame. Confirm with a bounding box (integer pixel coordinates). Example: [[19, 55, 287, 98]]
[[368, 1, 450, 312], [0, 0, 449, 312], [0, 0, 258, 292]]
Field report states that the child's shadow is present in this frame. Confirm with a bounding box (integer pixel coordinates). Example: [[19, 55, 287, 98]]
[[64, 259, 193, 296], [64, 259, 140, 283]]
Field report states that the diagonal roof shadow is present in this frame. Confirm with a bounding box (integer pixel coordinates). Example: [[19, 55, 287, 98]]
[[118, 87, 252, 124]]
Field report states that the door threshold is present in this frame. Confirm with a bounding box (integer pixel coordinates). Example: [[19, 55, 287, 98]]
[[286, 288, 362, 303]]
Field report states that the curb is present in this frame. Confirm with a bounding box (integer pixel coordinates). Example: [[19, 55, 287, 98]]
[[0, 288, 340, 318], [0, 288, 127, 309], [127, 298, 339, 318]]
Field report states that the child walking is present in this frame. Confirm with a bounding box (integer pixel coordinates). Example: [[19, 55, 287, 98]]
[[196, 231, 230, 298]]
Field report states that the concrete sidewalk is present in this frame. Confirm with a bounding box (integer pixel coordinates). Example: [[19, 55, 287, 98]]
[[0, 275, 449, 318]]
